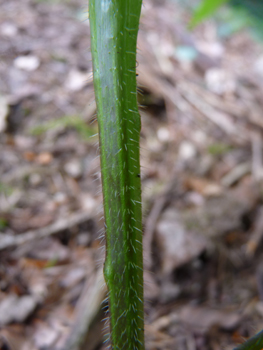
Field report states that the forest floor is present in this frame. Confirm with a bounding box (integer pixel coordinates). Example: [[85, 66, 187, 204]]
[[1, 0, 263, 349]]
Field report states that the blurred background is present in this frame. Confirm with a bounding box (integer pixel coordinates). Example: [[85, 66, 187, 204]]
[[1, 0, 263, 349]]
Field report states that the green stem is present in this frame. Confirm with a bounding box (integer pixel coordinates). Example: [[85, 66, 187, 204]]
[[89, 1, 144, 349], [233, 330, 263, 350]]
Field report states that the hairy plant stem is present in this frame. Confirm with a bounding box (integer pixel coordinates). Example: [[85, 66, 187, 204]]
[[233, 330, 263, 350], [89, 1, 144, 349]]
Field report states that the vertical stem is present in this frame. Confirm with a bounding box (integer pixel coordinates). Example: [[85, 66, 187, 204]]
[[89, 1, 144, 349], [233, 330, 263, 350]]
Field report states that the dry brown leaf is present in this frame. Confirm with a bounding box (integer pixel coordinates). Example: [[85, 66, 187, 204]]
[[144, 270, 160, 301], [35, 152, 53, 165], [180, 306, 242, 333], [0, 326, 37, 350], [0, 294, 38, 326], [156, 209, 208, 275], [184, 176, 222, 197], [23, 151, 36, 162]]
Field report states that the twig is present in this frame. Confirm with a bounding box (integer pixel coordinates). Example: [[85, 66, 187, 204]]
[[179, 86, 237, 135], [221, 162, 251, 187], [251, 131, 263, 181], [143, 178, 181, 270], [59, 267, 107, 350], [246, 206, 263, 256], [143, 191, 167, 271], [0, 211, 92, 250]]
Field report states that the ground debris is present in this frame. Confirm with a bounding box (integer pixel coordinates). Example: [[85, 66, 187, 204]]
[[1, 0, 263, 349]]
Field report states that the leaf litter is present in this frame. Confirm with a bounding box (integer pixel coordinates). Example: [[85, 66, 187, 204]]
[[1, 0, 263, 349]]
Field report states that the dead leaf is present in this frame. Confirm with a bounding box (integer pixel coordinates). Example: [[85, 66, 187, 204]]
[[184, 176, 222, 197], [33, 321, 61, 349], [22, 238, 70, 262], [180, 306, 242, 333], [35, 152, 53, 165], [0, 294, 38, 326], [60, 267, 86, 288], [156, 209, 208, 275], [0, 326, 37, 350], [144, 270, 160, 300], [14, 55, 40, 71], [0, 96, 9, 133], [23, 151, 36, 162]]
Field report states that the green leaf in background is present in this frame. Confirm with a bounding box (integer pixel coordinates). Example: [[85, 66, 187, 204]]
[[190, 0, 263, 40], [190, 0, 229, 28], [230, 0, 263, 40], [216, 6, 251, 38]]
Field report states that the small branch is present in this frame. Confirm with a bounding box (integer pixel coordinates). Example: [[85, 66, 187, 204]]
[[143, 177, 183, 271], [251, 131, 263, 181], [246, 206, 263, 257], [59, 268, 107, 350], [0, 211, 92, 250]]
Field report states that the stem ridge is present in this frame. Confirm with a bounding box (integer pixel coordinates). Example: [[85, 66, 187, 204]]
[[89, 1, 144, 349]]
